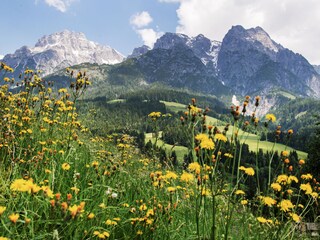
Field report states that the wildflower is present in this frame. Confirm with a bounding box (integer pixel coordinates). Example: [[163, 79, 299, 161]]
[[61, 202, 68, 211], [70, 187, 80, 194], [298, 159, 305, 165], [301, 174, 313, 180], [58, 88, 68, 93], [200, 138, 215, 150], [25, 217, 31, 224], [257, 217, 267, 223], [300, 183, 313, 195], [239, 166, 255, 176], [287, 176, 299, 184], [279, 199, 294, 212], [148, 112, 161, 119], [180, 172, 194, 183], [137, 230, 143, 235], [93, 231, 110, 239], [224, 153, 233, 158], [290, 213, 300, 223], [105, 219, 117, 225], [244, 167, 255, 176], [0, 206, 6, 216], [167, 187, 176, 193], [87, 213, 95, 219], [164, 171, 178, 180], [235, 190, 245, 195], [195, 133, 208, 141], [99, 203, 106, 209], [188, 162, 201, 173], [139, 204, 147, 211], [215, 133, 227, 142], [62, 163, 71, 171], [276, 175, 288, 185], [241, 200, 248, 205], [281, 151, 289, 157], [0, 237, 10, 240], [67, 193, 72, 201], [271, 183, 282, 192], [68, 205, 79, 218], [311, 192, 318, 199], [265, 114, 276, 122], [260, 196, 277, 207], [9, 213, 19, 223], [111, 193, 118, 199], [287, 129, 293, 135]]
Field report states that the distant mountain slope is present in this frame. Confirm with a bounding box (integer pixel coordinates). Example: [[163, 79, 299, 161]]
[[2, 30, 124, 79], [217, 26, 320, 98], [313, 65, 320, 74]]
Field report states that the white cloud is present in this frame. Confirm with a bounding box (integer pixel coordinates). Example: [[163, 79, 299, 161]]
[[0, 55, 4, 60], [44, 0, 76, 12], [130, 11, 153, 28], [136, 29, 163, 48], [160, 0, 320, 64]]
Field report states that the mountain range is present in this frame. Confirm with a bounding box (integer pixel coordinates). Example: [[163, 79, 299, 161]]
[[1, 26, 320, 104], [2, 30, 124, 79]]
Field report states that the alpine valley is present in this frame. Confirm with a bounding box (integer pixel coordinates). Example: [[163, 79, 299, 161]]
[[2, 26, 320, 151]]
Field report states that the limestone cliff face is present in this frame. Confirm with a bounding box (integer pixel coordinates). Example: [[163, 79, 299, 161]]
[[2, 30, 124, 79]]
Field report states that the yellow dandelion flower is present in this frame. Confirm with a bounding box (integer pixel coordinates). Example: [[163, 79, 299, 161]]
[[87, 213, 95, 219], [301, 174, 313, 180], [70, 187, 80, 194], [195, 133, 208, 141], [265, 114, 276, 122], [241, 200, 248, 205], [224, 153, 233, 158], [0, 237, 10, 240], [300, 183, 313, 195], [9, 213, 19, 223], [271, 183, 282, 192], [279, 199, 294, 212], [260, 196, 277, 207], [310, 192, 318, 199], [244, 167, 255, 176], [290, 213, 300, 223], [257, 217, 267, 223], [0, 206, 6, 216], [281, 151, 289, 157], [62, 163, 70, 171], [200, 138, 215, 150], [164, 171, 178, 180], [215, 133, 227, 142], [180, 172, 194, 183], [68, 205, 79, 218], [276, 175, 288, 185], [188, 162, 201, 173], [167, 187, 176, 193], [287, 176, 298, 184], [235, 190, 245, 195]]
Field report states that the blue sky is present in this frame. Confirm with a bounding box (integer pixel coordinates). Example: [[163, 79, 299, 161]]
[[1, 0, 320, 64]]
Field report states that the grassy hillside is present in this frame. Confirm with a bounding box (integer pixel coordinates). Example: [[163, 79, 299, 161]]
[[162, 101, 307, 159]]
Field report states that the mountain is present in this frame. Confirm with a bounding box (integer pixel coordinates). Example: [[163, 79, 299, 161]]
[[2, 30, 124, 79], [127, 45, 150, 59], [4, 26, 320, 107], [314, 65, 320, 74], [217, 25, 320, 98]]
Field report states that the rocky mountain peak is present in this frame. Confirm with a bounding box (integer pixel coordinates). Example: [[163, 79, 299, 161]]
[[127, 45, 151, 59], [2, 30, 124, 78]]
